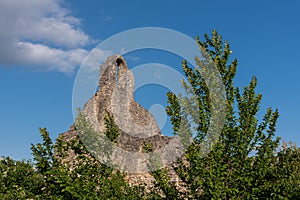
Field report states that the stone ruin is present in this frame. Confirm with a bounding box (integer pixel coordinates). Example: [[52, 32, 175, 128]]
[[82, 54, 162, 138], [61, 54, 186, 191]]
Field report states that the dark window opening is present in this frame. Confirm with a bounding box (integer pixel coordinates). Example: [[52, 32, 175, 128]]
[[116, 58, 123, 66], [116, 58, 123, 86]]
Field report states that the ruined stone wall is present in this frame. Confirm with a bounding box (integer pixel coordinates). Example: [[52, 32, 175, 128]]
[[82, 54, 162, 139], [61, 54, 186, 194]]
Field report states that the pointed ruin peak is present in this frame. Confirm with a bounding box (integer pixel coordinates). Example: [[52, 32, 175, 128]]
[[81, 54, 163, 139]]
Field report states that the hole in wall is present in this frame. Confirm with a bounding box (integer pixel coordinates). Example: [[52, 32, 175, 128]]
[[116, 58, 123, 66], [116, 58, 124, 87]]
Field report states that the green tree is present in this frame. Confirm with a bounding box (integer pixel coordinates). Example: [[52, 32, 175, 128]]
[[30, 115, 144, 199], [158, 30, 300, 199], [0, 157, 44, 199]]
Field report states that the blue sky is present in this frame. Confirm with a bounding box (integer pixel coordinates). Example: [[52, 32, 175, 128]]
[[0, 0, 299, 160]]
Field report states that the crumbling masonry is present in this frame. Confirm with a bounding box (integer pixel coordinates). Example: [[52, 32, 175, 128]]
[[62, 55, 186, 191]]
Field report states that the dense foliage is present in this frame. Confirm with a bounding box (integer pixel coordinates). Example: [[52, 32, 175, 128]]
[[0, 31, 299, 199], [0, 127, 144, 199], [160, 30, 300, 199]]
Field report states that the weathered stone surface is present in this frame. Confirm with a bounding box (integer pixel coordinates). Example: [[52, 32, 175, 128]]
[[82, 54, 162, 138], [61, 54, 186, 193]]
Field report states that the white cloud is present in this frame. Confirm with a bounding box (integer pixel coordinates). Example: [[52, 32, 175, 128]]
[[20, 17, 89, 48], [0, 0, 101, 73], [82, 48, 113, 72], [16, 41, 88, 73]]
